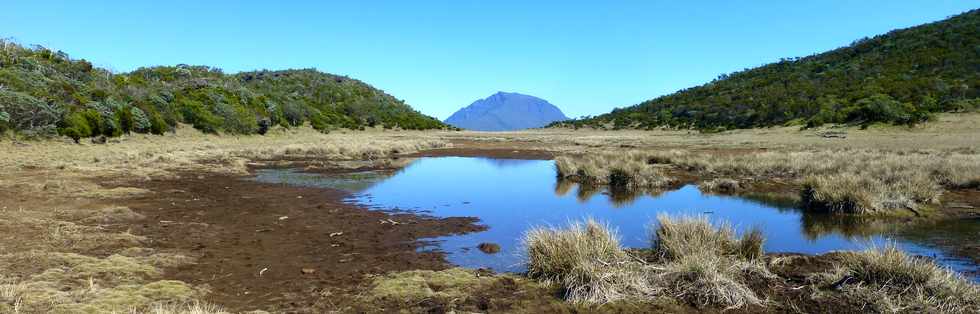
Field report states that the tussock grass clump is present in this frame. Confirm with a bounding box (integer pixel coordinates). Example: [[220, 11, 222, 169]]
[[0, 251, 204, 313], [523, 219, 651, 304], [555, 152, 674, 190], [657, 253, 766, 309], [651, 214, 763, 261], [801, 173, 940, 214], [642, 148, 977, 215], [650, 215, 770, 309], [698, 178, 740, 193], [522, 216, 771, 309], [816, 246, 980, 313]]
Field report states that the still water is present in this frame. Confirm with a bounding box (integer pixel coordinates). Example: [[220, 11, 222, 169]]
[[252, 157, 978, 279]]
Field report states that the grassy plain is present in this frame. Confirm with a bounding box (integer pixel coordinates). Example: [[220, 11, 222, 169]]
[[0, 113, 978, 312]]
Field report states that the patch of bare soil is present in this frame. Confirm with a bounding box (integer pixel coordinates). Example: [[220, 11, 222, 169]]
[[107, 169, 485, 312]]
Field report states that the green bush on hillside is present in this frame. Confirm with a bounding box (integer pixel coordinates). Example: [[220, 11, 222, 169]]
[[0, 89, 62, 135], [555, 9, 979, 130], [0, 39, 447, 140]]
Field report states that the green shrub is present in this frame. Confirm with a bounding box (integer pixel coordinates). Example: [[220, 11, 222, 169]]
[[130, 107, 151, 133], [59, 111, 93, 143], [177, 98, 223, 134], [115, 106, 135, 134], [212, 102, 257, 134], [0, 111, 9, 134], [147, 109, 168, 135], [0, 89, 62, 133]]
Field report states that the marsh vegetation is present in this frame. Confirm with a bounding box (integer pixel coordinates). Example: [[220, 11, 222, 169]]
[[554, 148, 979, 216], [520, 216, 978, 312]]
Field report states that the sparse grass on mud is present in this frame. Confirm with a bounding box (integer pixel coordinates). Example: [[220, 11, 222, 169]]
[[0, 126, 452, 313]]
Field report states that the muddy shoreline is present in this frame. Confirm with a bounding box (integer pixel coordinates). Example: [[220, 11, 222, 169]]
[[106, 164, 486, 311]]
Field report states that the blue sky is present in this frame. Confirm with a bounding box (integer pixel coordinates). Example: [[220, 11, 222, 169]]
[[1, 1, 976, 119]]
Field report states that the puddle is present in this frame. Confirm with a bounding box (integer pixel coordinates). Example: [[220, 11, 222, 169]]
[[252, 157, 980, 280]]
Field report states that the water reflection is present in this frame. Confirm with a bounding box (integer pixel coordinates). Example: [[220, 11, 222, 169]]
[[251, 157, 979, 279]]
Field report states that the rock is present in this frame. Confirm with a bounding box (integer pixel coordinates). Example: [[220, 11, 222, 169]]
[[91, 136, 107, 144], [257, 118, 271, 135], [301, 268, 316, 275], [477, 242, 501, 254]]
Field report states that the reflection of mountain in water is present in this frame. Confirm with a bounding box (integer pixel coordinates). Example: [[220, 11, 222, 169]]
[[479, 158, 540, 168]]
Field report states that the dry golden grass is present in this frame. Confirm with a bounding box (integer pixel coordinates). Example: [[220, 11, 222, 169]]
[[813, 245, 980, 313], [651, 215, 764, 261], [440, 113, 980, 152], [523, 219, 652, 305], [0, 125, 456, 313], [555, 152, 674, 190], [522, 216, 772, 309], [0, 124, 450, 184], [697, 178, 740, 193]]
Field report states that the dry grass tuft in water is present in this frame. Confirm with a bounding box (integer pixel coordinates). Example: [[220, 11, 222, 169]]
[[698, 178, 740, 193], [554, 152, 674, 190], [641, 148, 977, 215], [651, 214, 764, 261], [813, 245, 980, 313]]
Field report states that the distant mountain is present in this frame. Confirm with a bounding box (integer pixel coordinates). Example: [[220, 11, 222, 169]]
[[552, 9, 979, 130], [445, 92, 568, 131]]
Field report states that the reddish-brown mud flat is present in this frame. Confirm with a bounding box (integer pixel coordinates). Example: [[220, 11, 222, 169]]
[[112, 168, 485, 311]]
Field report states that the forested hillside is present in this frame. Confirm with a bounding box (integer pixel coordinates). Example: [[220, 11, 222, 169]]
[[553, 9, 979, 130], [0, 40, 446, 141]]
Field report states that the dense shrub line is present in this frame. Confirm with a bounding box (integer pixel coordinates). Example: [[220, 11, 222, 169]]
[[553, 10, 979, 130], [0, 39, 447, 141]]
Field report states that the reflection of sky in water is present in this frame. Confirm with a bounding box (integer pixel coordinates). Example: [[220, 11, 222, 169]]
[[251, 157, 979, 280]]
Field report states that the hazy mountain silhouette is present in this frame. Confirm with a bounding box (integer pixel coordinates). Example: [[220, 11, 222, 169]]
[[445, 92, 568, 131]]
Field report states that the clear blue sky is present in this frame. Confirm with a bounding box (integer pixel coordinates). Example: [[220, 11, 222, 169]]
[[1, 1, 976, 119]]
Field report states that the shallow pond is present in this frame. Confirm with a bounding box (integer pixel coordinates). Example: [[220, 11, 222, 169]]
[[253, 157, 979, 280]]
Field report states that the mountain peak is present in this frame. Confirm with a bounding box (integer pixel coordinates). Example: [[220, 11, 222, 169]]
[[445, 92, 568, 131]]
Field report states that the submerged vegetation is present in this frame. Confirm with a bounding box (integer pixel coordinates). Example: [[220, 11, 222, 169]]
[[553, 9, 979, 130], [0, 39, 446, 142]]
